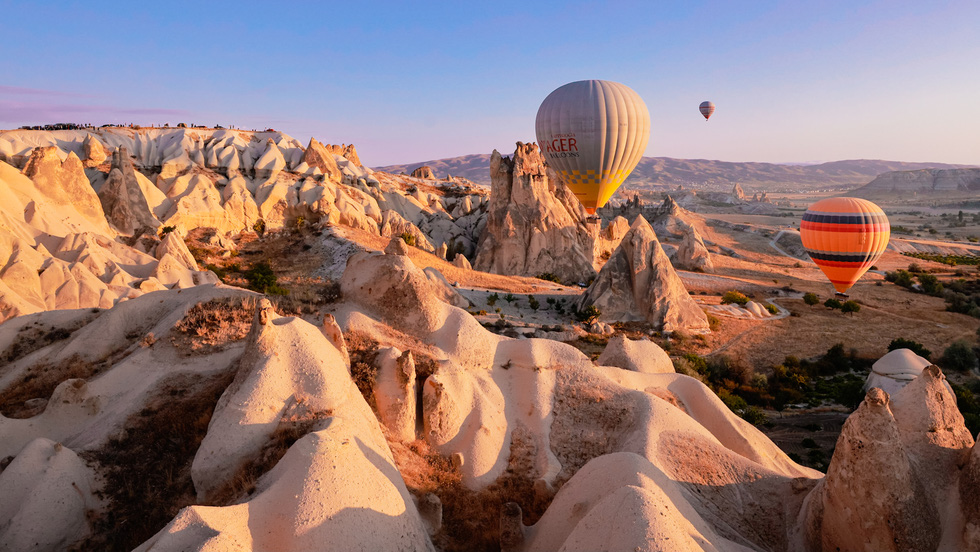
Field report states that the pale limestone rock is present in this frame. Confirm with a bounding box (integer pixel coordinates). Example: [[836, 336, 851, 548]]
[[323, 143, 362, 167], [596, 334, 674, 374], [452, 254, 472, 270], [373, 348, 417, 442], [253, 138, 286, 178], [81, 134, 107, 167], [301, 137, 341, 182], [579, 216, 708, 332], [385, 237, 411, 256], [380, 210, 435, 252], [22, 147, 113, 235], [321, 314, 350, 369], [0, 438, 99, 551], [474, 143, 596, 283], [803, 387, 946, 552]]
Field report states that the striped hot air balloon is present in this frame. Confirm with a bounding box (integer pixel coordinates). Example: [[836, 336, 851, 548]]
[[535, 80, 651, 214], [800, 197, 890, 294], [699, 101, 715, 121]]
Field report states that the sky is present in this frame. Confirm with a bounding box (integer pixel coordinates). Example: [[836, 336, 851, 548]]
[[1, 0, 978, 167]]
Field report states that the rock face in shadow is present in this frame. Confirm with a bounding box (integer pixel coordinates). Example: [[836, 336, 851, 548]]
[[411, 166, 436, 179], [473, 142, 596, 284], [98, 147, 159, 234], [578, 216, 708, 332], [674, 222, 713, 272], [801, 367, 976, 552]]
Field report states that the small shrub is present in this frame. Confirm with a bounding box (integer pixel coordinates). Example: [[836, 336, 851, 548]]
[[721, 291, 749, 306], [400, 232, 416, 246], [824, 298, 843, 310], [841, 300, 860, 315], [252, 218, 266, 237], [503, 293, 516, 304], [159, 225, 176, 236], [244, 262, 289, 295], [707, 313, 721, 332], [803, 292, 819, 307], [765, 303, 778, 314], [940, 340, 978, 373], [486, 293, 498, 307], [527, 295, 540, 311], [537, 273, 562, 284]]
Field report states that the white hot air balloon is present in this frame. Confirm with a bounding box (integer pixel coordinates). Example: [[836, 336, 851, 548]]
[[699, 101, 715, 121], [535, 80, 651, 215]]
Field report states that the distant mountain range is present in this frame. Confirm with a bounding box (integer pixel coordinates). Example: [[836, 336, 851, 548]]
[[375, 154, 976, 192]]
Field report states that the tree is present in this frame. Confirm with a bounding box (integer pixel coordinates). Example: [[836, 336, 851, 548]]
[[940, 340, 978, 373], [575, 305, 601, 325], [486, 293, 499, 307], [841, 300, 860, 315], [888, 338, 932, 360], [803, 292, 819, 307], [824, 298, 843, 310], [527, 295, 540, 311], [721, 291, 749, 306], [917, 273, 943, 296]]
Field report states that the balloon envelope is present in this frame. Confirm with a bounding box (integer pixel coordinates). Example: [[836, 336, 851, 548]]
[[801, 197, 890, 294], [535, 80, 650, 214], [699, 101, 715, 120]]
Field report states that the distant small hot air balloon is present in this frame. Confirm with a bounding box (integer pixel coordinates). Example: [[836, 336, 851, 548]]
[[800, 197, 890, 295], [699, 101, 715, 121], [535, 80, 650, 214]]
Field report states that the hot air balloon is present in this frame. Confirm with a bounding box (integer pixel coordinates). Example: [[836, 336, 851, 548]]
[[800, 197, 890, 295], [535, 80, 650, 215], [699, 101, 715, 121]]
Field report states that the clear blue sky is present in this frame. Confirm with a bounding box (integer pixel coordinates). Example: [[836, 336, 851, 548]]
[[1, 1, 977, 167]]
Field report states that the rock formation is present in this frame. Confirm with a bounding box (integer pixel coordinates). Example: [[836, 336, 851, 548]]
[[594, 215, 630, 267], [673, 222, 713, 272], [324, 143, 362, 167], [81, 134, 107, 167], [596, 334, 674, 373], [473, 143, 596, 283], [864, 348, 933, 396], [411, 165, 436, 179], [300, 137, 341, 182], [802, 368, 975, 551], [731, 182, 745, 202], [22, 146, 113, 235], [98, 147, 159, 234], [578, 216, 708, 331], [849, 167, 980, 197]]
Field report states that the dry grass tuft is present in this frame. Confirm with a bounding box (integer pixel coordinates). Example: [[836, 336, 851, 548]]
[[73, 371, 235, 552], [0, 354, 99, 417], [0, 312, 97, 364], [171, 297, 256, 355], [346, 331, 382, 408]]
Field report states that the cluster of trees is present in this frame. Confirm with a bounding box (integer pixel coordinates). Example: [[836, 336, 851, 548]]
[[674, 345, 871, 426], [903, 252, 980, 267], [802, 292, 860, 314], [885, 262, 980, 319]]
